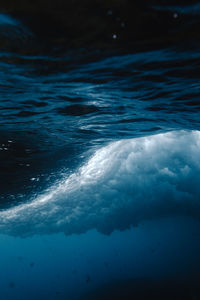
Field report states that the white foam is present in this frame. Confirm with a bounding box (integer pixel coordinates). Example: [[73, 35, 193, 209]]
[[1, 130, 200, 236]]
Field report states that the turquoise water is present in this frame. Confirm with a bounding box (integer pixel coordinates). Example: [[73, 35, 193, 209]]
[[1, 217, 200, 299], [0, 3, 200, 299]]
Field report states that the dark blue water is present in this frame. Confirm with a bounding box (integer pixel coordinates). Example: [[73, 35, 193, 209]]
[[0, 3, 200, 299]]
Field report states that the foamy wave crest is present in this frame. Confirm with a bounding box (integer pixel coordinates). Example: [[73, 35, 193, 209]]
[[1, 130, 200, 236]]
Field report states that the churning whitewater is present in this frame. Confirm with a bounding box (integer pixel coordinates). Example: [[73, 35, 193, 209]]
[[1, 130, 200, 237]]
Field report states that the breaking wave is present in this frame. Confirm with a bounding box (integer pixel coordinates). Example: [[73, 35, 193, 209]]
[[1, 130, 200, 237]]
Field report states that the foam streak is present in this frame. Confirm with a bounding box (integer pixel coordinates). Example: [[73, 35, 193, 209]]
[[1, 130, 200, 236]]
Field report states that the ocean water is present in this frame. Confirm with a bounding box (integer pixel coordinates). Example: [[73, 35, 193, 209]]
[[0, 2, 200, 299]]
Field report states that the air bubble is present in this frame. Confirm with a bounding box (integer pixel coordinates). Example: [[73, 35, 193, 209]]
[[173, 13, 178, 19], [107, 10, 113, 16]]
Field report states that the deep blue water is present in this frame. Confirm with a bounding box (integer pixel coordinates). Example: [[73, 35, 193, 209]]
[[1, 3, 200, 299]]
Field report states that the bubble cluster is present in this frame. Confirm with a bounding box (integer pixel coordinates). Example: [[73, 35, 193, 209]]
[[1, 130, 200, 237]]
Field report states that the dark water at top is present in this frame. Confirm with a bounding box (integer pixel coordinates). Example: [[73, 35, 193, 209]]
[[1, 2, 200, 206], [0, 2, 200, 300]]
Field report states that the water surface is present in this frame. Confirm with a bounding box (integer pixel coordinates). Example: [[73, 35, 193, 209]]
[[0, 2, 200, 299]]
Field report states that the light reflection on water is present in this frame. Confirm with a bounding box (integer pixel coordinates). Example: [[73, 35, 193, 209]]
[[1, 46, 200, 203], [0, 4, 200, 299]]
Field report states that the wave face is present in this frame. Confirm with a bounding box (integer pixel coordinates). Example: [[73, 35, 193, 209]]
[[1, 130, 200, 237], [1, 3, 200, 205]]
